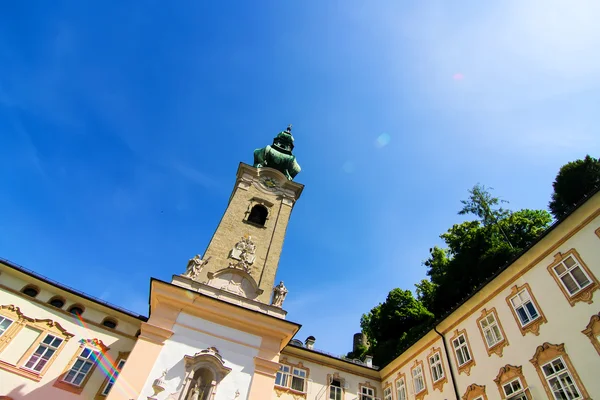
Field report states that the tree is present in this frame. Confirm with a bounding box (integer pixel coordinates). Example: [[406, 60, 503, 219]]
[[549, 155, 600, 219], [415, 279, 437, 312], [359, 289, 434, 365]]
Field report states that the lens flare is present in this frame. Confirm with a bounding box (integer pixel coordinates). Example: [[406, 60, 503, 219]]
[[453, 73, 464, 80], [375, 133, 391, 148]]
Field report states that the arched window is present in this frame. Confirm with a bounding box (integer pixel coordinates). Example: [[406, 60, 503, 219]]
[[68, 304, 85, 316], [248, 204, 268, 226], [21, 285, 40, 298], [48, 296, 66, 309], [102, 318, 118, 329]]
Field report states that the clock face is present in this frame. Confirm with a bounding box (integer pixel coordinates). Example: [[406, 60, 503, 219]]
[[260, 177, 279, 189]]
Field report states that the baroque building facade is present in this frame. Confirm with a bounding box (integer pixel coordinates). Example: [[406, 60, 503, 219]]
[[0, 127, 599, 400]]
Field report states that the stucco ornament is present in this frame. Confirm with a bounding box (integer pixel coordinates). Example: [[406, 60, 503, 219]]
[[183, 255, 210, 280], [271, 281, 288, 308], [229, 235, 256, 272]]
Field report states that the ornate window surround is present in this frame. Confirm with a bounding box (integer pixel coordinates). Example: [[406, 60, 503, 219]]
[[450, 329, 476, 376], [493, 365, 532, 400], [547, 249, 598, 306], [410, 359, 428, 400], [178, 347, 232, 400], [582, 312, 600, 355], [358, 381, 377, 400], [275, 357, 309, 398], [244, 198, 273, 228], [476, 308, 509, 357], [382, 383, 393, 400], [529, 342, 590, 400], [0, 304, 73, 381], [462, 383, 488, 400], [595, 226, 600, 239], [53, 338, 109, 394], [326, 372, 346, 400], [426, 347, 447, 392], [505, 283, 547, 336], [94, 351, 130, 400], [394, 372, 407, 400]]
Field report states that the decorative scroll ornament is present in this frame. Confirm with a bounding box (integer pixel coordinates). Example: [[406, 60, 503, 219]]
[[229, 235, 256, 272], [182, 255, 210, 280], [271, 281, 288, 308]]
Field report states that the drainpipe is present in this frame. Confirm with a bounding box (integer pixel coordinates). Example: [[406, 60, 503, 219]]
[[434, 326, 460, 400]]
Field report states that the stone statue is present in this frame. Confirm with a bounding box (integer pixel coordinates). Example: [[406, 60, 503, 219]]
[[183, 255, 210, 280], [253, 125, 301, 180], [271, 281, 288, 308], [229, 235, 256, 272], [189, 382, 201, 400]]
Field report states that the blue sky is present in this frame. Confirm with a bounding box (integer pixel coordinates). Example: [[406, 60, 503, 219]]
[[1, 1, 599, 356]]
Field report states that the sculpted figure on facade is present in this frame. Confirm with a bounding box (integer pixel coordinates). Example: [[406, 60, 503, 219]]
[[183, 255, 210, 280], [271, 281, 288, 308], [229, 235, 256, 272]]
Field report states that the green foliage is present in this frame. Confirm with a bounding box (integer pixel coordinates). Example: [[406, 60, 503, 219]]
[[459, 183, 509, 226], [345, 344, 369, 361], [359, 289, 434, 365], [415, 279, 437, 312], [549, 155, 600, 219]]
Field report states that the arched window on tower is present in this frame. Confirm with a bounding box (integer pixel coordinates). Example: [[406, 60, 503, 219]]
[[248, 204, 268, 226]]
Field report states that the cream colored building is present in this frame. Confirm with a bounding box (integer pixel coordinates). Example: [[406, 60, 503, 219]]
[[0, 128, 599, 400]]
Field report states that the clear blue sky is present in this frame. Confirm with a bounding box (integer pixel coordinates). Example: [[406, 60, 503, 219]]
[[1, 1, 599, 356]]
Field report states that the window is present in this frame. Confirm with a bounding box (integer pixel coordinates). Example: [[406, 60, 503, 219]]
[[329, 379, 342, 400], [541, 357, 582, 400], [248, 204, 268, 226], [383, 386, 392, 400], [0, 316, 13, 337], [21, 285, 39, 298], [48, 297, 65, 308], [63, 347, 100, 386], [275, 365, 290, 387], [480, 312, 504, 348], [510, 290, 540, 326], [412, 364, 425, 394], [102, 318, 118, 329], [23, 334, 64, 373], [101, 358, 126, 395], [396, 378, 406, 400], [452, 333, 472, 366], [502, 378, 527, 400], [429, 352, 444, 382], [553, 255, 591, 295], [360, 386, 375, 400], [68, 305, 85, 316], [548, 250, 598, 306], [291, 367, 306, 392]]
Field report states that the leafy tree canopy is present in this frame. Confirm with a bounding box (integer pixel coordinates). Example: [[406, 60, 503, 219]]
[[549, 155, 600, 219]]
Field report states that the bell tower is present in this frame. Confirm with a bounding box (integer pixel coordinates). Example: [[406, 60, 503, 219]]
[[172, 126, 303, 312]]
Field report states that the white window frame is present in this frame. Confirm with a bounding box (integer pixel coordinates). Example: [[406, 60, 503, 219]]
[[383, 386, 392, 400], [275, 364, 291, 388], [361, 386, 375, 400], [541, 356, 582, 400], [101, 358, 127, 395], [429, 352, 444, 382], [510, 289, 540, 327], [396, 378, 406, 400], [290, 367, 307, 392], [502, 377, 527, 400], [412, 365, 425, 394], [452, 333, 472, 366], [23, 333, 64, 373], [62, 346, 100, 386], [553, 255, 592, 296], [329, 380, 343, 400], [480, 311, 504, 348], [0, 315, 14, 336]]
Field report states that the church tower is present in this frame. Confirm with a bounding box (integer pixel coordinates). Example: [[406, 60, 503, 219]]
[[172, 125, 303, 311]]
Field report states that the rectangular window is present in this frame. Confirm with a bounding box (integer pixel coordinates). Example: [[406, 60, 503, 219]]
[[291, 367, 306, 392], [553, 256, 592, 296], [361, 386, 374, 400], [542, 357, 582, 400], [510, 289, 540, 326], [412, 365, 425, 394], [329, 379, 342, 400], [23, 334, 63, 373], [275, 365, 290, 387], [452, 334, 472, 366], [429, 352, 444, 382], [383, 386, 392, 400], [396, 378, 406, 400], [480, 312, 504, 348], [502, 378, 527, 400], [0, 316, 13, 336], [63, 347, 100, 386], [101, 358, 127, 395]]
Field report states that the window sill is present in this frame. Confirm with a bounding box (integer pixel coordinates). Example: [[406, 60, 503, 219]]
[[518, 315, 546, 336], [457, 359, 476, 376], [486, 339, 509, 357], [274, 385, 307, 398], [0, 360, 42, 382], [53, 379, 85, 394]]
